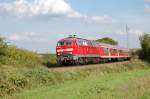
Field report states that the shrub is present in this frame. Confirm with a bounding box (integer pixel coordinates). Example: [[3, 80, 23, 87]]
[[130, 48, 141, 59], [40, 54, 57, 67], [0, 37, 8, 65], [0, 67, 59, 97], [0, 67, 29, 97], [139, 33, 150, 62], [0, 37, 7, 56], [5, 46, 41, 67]]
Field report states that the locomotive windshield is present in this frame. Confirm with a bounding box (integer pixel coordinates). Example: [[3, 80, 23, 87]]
[[57, 41, 72, 46], [57, 42, 64, 46]]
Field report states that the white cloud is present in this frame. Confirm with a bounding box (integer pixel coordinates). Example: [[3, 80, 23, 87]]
[[116, 29, 144, 36], [144, 0, 150, 13], [0, 0, 82, 18], [0, 0, 114, 24], [116, 31, 126, 35], [90, 15, 115, 23], [130, 29, 144, 36], [145, 4, 150, 12], [7, 32, 47, 42], [145, 0, 150, 3]]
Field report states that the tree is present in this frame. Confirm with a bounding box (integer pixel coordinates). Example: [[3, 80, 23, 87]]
[[0, 36, 7, 56], [139, 33, 150, 62], [96, 37, 118, 45]]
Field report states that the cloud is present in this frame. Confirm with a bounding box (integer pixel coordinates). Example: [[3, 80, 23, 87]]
[[116, 31, 126, 35], [0, 0, 81, 18], [145, 4, 150, 12], [116, 29, 144, 36], [6, 32, 59, 52], [0, 0, 114, 24], [145, 0, 150, 3], [144, 0, 150, 13], [7, 32, 47, 42], [90, 15, 115, 23], [130, 29, 144, 36]]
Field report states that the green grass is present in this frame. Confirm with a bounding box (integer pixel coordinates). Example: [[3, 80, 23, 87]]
[[7, 69, 150, 99], [141, 90, 150, 99], [0, 59, 150, 98]]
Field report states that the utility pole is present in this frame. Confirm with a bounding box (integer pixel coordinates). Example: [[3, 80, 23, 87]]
[[126, 24, 129, 49]]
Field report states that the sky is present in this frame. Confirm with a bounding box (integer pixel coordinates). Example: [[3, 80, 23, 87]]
[[0, 0, 150, 53]]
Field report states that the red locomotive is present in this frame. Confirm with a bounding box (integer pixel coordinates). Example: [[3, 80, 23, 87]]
[[56, 35, 130, 65]]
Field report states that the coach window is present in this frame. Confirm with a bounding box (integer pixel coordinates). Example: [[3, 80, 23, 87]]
[[114, 49, 118, 53], [119, 50, 122, 53], [83, 41, 88, 46], [66, 41, 72, 46], [77, 40, 82, 46], [87, 41, 93, 46], [104, 48, 109, 53], [123, 50, 128, 54]]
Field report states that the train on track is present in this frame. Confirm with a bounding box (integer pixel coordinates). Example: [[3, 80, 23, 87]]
[[56, 35, 130, 65]]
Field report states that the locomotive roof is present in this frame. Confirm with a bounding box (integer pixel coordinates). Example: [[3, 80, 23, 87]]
[[60, 37, 129, 51], [98, 43, 129, 51], [61, 37, 89, 41]]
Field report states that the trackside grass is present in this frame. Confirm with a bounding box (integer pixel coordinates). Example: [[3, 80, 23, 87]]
[[141, 90, 150, 99], [7, 69, 150, 99], [0, 59, 149, 99]]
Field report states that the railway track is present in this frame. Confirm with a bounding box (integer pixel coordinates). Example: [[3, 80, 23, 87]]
[[49, 61, 130, 72]]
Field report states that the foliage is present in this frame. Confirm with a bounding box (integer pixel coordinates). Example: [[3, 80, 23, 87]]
[[130, 48, 141, 59], [0, 66, 62, 97], [0, 37, 7, 56], [0, 36, 42, 67], [0, 36, 57, 67], [40, 54, 57, 67], [139, 33, 150, 62], [4, 46, 41, 67], [96, 37, 118, 45]]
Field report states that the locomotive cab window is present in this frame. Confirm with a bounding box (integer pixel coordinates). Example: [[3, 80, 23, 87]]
[[66, 41, 72, 46], [57, 42, 64, 46]]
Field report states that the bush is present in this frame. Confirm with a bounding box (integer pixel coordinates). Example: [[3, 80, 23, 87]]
[[139, 33, 150, 62], [0, 67, 29, 97], [0, 67, 61, 97], [130, 48, 141, 59], [40, 54, 57, 67], [0, 37, 7, 56], [0, 36, 42, 67], [5, 46, 41, 67]]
